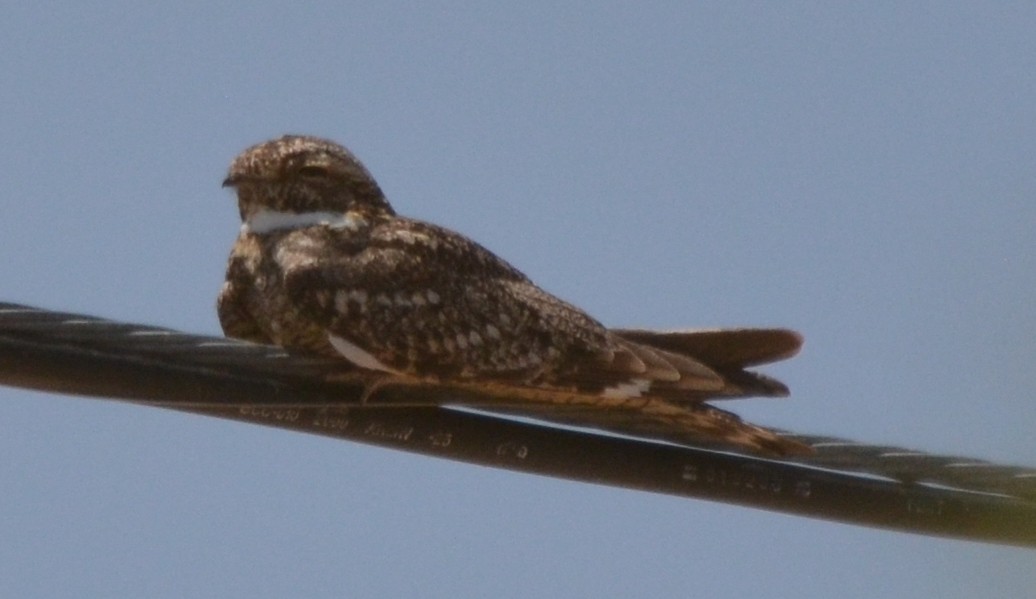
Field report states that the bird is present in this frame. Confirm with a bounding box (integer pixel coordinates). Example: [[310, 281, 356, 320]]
[[218, 135, 809, 456]]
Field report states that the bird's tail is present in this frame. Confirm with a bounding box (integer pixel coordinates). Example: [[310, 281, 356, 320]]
[[612, 327, 802, 401]]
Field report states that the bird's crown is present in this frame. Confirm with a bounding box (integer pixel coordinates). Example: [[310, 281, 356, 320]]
[[224, 135, 393, 225]]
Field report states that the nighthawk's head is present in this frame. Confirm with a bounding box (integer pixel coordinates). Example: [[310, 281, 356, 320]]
[[223, 135, 395, 233]]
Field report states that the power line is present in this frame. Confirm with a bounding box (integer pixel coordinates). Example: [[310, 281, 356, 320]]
[[1, 301, 1033, 548]]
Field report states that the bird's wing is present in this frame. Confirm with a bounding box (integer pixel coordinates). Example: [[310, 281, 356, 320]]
[[277, 219, 802, 455], [281, 220, 796, 402]]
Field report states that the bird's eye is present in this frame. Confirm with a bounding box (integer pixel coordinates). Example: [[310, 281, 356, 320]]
[[297, 165, 330, 178]]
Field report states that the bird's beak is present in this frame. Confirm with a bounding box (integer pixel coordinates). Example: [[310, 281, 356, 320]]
[[221, 175, 239, 188]]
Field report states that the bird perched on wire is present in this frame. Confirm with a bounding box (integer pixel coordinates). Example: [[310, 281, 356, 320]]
[[218, 135, 808, 455]]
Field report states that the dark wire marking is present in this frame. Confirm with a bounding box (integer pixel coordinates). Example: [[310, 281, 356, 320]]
[[0, 301, 1033, 548]]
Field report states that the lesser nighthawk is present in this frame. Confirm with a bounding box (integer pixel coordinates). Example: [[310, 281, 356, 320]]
[[219, 135, 808, 455]]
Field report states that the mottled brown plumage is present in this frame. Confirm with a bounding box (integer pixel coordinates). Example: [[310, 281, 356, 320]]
[[218, 135, 809, 455]]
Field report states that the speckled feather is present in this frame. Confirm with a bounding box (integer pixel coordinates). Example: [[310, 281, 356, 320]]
[[218, 135, 808, 455]]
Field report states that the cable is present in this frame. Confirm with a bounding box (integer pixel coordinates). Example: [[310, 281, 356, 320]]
[[1, 301, 1033, 548]]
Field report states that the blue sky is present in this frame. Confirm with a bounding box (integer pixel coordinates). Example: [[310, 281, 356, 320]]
[[1, 3, 1034, 597]]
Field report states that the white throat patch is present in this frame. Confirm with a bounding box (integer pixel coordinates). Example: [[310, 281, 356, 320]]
[[243, 208, 362, 235]]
